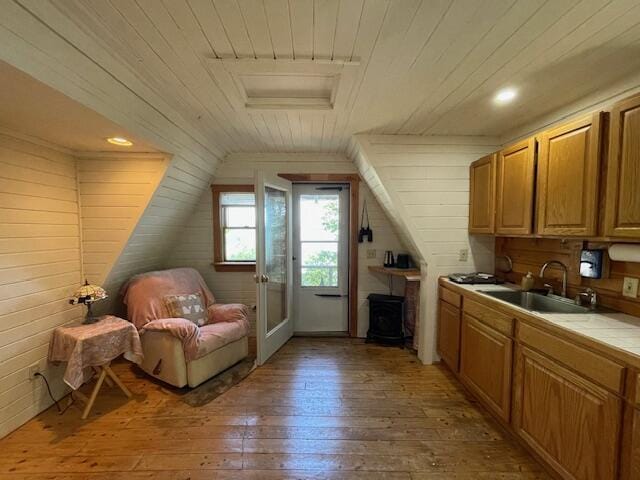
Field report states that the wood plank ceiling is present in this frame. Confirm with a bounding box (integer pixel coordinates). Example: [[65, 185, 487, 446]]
[[5, 0, 640, 156]]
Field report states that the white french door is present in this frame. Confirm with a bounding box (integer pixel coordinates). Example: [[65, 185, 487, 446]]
[[255, 172, 293, 365]]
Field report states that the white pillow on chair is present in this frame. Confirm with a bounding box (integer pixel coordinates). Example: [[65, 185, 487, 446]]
[[164, 293, 207, 327]]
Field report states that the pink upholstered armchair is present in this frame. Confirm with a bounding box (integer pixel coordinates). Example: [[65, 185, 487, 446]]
[[121, 268, 250, 387]]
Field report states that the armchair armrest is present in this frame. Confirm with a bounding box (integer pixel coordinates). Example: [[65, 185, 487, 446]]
[[207, 303, 249, 324], [141, 318, 200, 361]]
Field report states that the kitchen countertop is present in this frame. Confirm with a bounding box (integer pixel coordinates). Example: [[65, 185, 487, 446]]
[[441, 278, 640, 360]]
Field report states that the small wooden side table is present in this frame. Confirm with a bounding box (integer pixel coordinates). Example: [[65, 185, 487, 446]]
[[48, 316, 143, 419]]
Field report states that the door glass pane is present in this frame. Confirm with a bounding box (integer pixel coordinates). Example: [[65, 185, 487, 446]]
[[299, 193, 340, 288], [264, 186, 288, 333], [301, 242, 338, 266], [300, 194, 339, 241], [301, 242, 338, 287], [224, 229, 256, 261], [301, 267, 338, 287]]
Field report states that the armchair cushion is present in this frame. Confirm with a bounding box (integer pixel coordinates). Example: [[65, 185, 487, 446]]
[[140, 313, 251, 362], [196, 317, 251, 359], [207, 303, 249, 325]]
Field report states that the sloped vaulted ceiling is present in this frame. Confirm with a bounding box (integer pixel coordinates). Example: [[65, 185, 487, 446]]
[[3, 0, 640, 155], [3, 0, 640, 325]]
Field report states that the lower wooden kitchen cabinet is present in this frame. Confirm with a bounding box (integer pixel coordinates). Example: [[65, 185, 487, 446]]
[[623, 407, 640, 479], [436, 299, 461, 372], [436, 279, 640, 480], [513, 345, 622, 480], [459, 313, 513, 422], [620, 373, 640, 480]]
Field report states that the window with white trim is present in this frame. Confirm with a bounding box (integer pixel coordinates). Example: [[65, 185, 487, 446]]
[[212, 185, 256, 272]]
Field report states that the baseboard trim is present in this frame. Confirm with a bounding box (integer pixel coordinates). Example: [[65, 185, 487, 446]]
[[293, 331, 349, 337]]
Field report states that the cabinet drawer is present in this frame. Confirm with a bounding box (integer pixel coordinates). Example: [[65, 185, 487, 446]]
[[463, 297, 514, 336], [518, 322, 625, 394], [439, 286, 461, 308]]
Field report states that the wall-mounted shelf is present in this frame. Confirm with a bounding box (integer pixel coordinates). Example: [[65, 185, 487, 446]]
[[368, 265, 420, 282]]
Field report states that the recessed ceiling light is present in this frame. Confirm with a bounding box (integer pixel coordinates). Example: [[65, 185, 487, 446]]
[[106, 137, 133, 146], [494, 88, 517, 105]]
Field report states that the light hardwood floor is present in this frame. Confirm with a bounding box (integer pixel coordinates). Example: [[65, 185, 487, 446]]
[[0, 338, 550, 479]]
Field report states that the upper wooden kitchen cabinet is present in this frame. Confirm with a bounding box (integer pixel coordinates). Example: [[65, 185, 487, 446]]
[[468, 153, 496, 234], [495, 138, 536, 235], [536, 113, 603, 236], [605, 94, 640, 238]]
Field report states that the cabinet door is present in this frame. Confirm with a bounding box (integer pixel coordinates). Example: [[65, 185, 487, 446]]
[[628, 408, 640, 480], [513, 346, 622, 480], [621, 406, 640, 480], [605, 94, 640, 238], [469, 154, 496, 234], [459, 314, 513, 421], [437, 300, 461, 372], [496, 138, 536, 235], [536, 113, 603, 236]]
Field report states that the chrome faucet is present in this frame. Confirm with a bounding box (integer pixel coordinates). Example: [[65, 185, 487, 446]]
[[575, 288, 597, 309], [539, 260, 568, 297]]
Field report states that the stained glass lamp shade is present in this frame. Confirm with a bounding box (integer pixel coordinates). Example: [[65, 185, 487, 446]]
[[70, 280, 108, 324]]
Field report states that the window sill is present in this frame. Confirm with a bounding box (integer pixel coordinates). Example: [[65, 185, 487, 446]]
[[212, 262, 256, 272]]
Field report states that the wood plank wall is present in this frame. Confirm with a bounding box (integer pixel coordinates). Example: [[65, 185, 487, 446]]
[[78, 154, 169, 286], [352, 135, 499, 363], [164, 152, 407, 338], [102, 156, 216, 315], [0, 134, 83, 437], [496, 237, 640, 317], [0, 140, 215, 438]]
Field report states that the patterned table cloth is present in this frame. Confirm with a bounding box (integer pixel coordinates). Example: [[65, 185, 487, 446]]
[[48, 316, 143, 389]]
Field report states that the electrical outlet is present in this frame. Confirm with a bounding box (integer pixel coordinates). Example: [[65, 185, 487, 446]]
[[458, 248, 469, 262], [366, 249, 377, 259], [623, 277, 639, 298], [28, 362, 41, 381]]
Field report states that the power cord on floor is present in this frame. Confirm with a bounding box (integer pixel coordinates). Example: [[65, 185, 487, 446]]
[[33, 372, 74, 415]]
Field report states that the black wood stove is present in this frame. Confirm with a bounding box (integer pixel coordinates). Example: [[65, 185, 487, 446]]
[[366, 293, 405, 345]]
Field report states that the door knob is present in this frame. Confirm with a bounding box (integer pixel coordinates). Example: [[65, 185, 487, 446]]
[[253, 274, 260, 284], [261, 274, 269, 283]]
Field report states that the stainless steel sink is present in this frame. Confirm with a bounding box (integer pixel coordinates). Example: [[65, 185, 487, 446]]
[[478, 290, 591, 314]]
